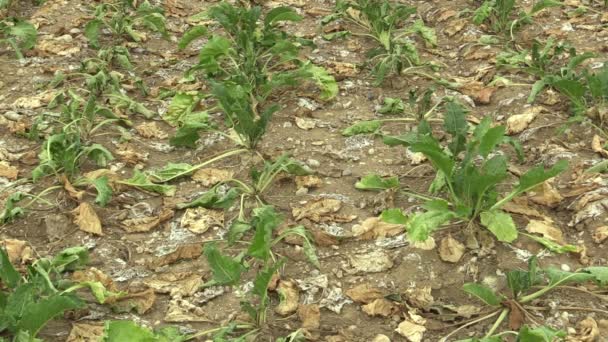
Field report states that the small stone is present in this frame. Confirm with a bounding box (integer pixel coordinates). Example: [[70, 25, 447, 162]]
[[372, 334, 391, 342], [295, 187, 309, 196], [307, 159, 320, 168], [368, 148, 375, 155], [342, 169, 352, 176], [561, 264, 571, 272], [283, 122, 293, 128]]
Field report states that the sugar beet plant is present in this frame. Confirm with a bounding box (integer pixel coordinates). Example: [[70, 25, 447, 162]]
[[322, 0, 437, 85], [358, 102, 567, 244], [0, 4, 37, 60], [445, 257, 608, 341], [175, 2, 337, 150]]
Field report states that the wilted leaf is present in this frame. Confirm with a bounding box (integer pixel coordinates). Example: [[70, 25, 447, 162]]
[[72, 203, 103, 236], [66, 323, 104, 342], [120, 170, 176, 196], [438, 235, 465, 263], [1, 239, 33, 264], [153, 244, 202, 268], [135, 122, 168, 139], [529, 181, 563, 208], [121, 208, 174, 233], [203, 242, 244, 286], [355, 174, 399, 191], [462, 283, 503, 306], [351, 217, 403, 240], [0, 162, 19, 180], [298, 304, 320, 330], [526, 220, 564, 244], [110, 288, 156, 314], [480, 210, 518, 242], [342, 120, 381, 136]]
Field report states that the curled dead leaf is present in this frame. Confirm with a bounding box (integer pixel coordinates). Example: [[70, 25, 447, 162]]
[[295, 175, 322, 190], [295, 117, 317, 130], [351, 217, 403, 240], [362, 298, 400, 317], [506, 106, 544, 135], [460, 81, 496, 105], [192, 168, 233, 187], [444, 18, 467, 37], [345, 284, 384, 304], [348, 250, 394, 274], [180, 207, 223, 234], [411, 237, 436, 250], [438, 235, 465, 263], [144, 272, 204, 297], [526, 220, 564, 244], [62, 175, 85, 201], [292, 198, 356, 223], [275, 280, 300, 316], [568, 317, 600, 342], [298, 304, 320, 330], [164, 297, 213, 322], [72, 268, 117, 293], [72, 203, 103, 236], [591, 135, 608, 158]]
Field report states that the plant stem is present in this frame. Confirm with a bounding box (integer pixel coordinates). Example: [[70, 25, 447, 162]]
[[160, 148, 248, 182], [519, 273, 581, 303], [485, 308, 509, 338], [185, 324, 255, 340]]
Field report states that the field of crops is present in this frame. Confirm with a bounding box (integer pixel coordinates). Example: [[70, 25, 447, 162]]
[[1, 0, 608, 341]]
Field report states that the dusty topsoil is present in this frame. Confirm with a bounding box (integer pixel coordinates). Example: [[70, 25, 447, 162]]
[[1, 0, 608, 341]]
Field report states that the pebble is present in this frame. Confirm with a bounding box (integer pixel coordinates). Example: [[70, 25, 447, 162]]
[[561, 264, 571, 272], [368, 148, 375, 155], [342, 168, 352, 176], [283, 122, 292, 128], [307, 159, 320, 167], [295, 187, 308, 196], [372, 334, 391, 342], [3, 111, 21, 121]]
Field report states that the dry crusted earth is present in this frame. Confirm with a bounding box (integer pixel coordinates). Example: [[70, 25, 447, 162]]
[[1, 0, 608, 341]]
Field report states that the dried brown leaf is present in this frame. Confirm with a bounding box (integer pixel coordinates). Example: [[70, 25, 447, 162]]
[[362, 298, 400, 317], [395, 320, 426, 342], [529, 181, 563, 208], [110, 288, 156, 314], [444, 18, 467, 37], [298, 304, 320, 330], [192, 168, 233, 187], [121, 208, 174, 233], [1, 239, 33, 264], [275, 280, 300, 316], [152, 244, 202, 267], [460, 81, 496, 105], [438, 235, 465, 263], [526, 220, 564, 244], [135, 122, 168, 139], [591, 135, 608, 158], [405, 286, 434, 310], [345, 283, 384, 304], [144, 272, 203, 297], [66, 323, 104, 342], [0, 162, 19, 180], [351, 217, 403, 240], [295, 175, 322, 189], [72, 203, 103, 236], [62, 175, 85, 200], [292, 198, 355, 223], [593, 226, 608, 243], [180, 207, 223, 234]]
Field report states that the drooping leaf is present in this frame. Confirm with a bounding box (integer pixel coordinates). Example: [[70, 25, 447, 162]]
[[51, 246, 90, 272], [164, 93, 199, 127], [479, 210, 518, 242], [176, 187, 239, 210], [524, 234, 578, 254], [411, 19, 437, 47], [378, 97, 405, 115], [9, 19, 37, 51], [0, 248, 21, 289], [462, 283, 503, 306], [582, 267, 608, 286], [92, 176, 112, 207], [517, 325, 566, 342], [0, 192, 26, 224], [148, 163, 193, 183], [84, 19, 102, 49], [380, 208, 409, 225], [264, 7, 302, 26], [119, 170, 176, 196], [301, 62, 338, 101], [178, 26, 207, 50], [16, 294, 85, 336], [203, 242, 245, 286], [407, 200, 456, 241], [545, 268, 596, 285], [355, 174, 400, 191], [342, 120, 381, 136]]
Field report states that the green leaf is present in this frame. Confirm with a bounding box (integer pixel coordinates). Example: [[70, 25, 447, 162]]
[[478, 125, 506, 158], [479, 210, 518, 242], [9, 20, 37, 50], [92, 176, 112, 207], [248, 206, 282, 261], [276, 226, 320, 268], [198, 35, 232, 75], [378, 97, 405, 115], [582, 267, 608, 286], [264, 7, 302, 26], [355, 174, 400, 191], [411, 19, 437, 47], [407, 200, 456, 241], [462, 283, 503, 306], [252, 260, 284, 310], [178, 26, 207, 50], [16, 294, 84, 336], [518, 325, 566, 342], [342, 120, 381, 136], [410, 135, 455, 178], [546, 268, 595, 285], [176, 187, 239, 210], [510, 160, 568, 200], [322, 31, 351, 41], [227, 220, 251, 245], [473, 1, 494, 25], [301, 62, 338, 101], [507, 270, 530, 298], [141, 13, 167, 37], [0, 248, 21, 289], [51, 246, 90, 272], [148, 162, 193, 183], [108, 93, 155, 118], [203, 242, 245, 286], [84, 19, 102, 49], [0, 192, 26, 224], [552, 79, 586, 100], [164, 92, 199, 127], [102, 321, 155, 342], [528, 79, 548, 103], [380, 208, 409, 225], [120, 170, 176, 196]]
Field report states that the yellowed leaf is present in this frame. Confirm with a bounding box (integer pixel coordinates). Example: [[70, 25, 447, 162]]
[[121, 208, 174, 233], [152, 244, 202, 267], [395, 320, 426, 342], [110, 288, 156, 314], [1, 239, 33, 264], [592, 226, 608, 243], [591, 135, 608, 158], [295, 175, 322, 189], [529, 181, 563, 208], [506, 106, 544, 135], [135, 122, 168, 139], [362, 298, 400, 317], [72, 203, 103, 236], [66, 323, 104, 342]]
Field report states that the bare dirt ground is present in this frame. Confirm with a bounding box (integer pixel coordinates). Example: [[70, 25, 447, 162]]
[[1, 0, 608, 341]]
